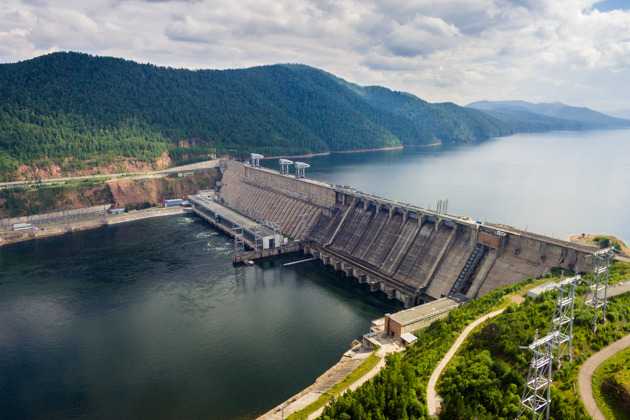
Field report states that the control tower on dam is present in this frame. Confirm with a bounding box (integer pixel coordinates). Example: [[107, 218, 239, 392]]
[[216, 159, 597, 307]]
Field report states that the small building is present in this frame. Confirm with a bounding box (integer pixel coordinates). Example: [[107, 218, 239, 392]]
[[400, 332, 418, 346], [384, 294, 469, 341], [527, 281, 559, 298], [109, 208, 125, 215], [163, 199, 184, 208], [12, 222, 32, 230]]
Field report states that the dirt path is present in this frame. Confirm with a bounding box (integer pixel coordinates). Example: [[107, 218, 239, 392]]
[[578, 333, 630, 420]]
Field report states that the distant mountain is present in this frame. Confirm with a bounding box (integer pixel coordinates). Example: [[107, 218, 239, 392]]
[[0, 52, 513, 180], [609, 109, 630, 119], [466, 100, 630, 131]]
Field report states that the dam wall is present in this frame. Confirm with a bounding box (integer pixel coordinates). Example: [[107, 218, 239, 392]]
[[216, 160, 597, 306], [217, 160, 335, 240]]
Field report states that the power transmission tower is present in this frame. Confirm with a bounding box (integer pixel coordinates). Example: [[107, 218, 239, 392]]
[[547, 275, 580, 362], [517, 273, 583, 420], [265, 221, 282, 236], [516, 330, 558, 420], [582, 248, 613, 331]]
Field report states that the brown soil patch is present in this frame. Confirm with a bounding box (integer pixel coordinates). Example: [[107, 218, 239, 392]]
[[13, 152, 172, 181], [107, 170, 220, 208]]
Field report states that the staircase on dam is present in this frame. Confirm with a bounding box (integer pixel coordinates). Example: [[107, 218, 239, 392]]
[[211, 159, 598, 307], [448, 243, 487, 296]]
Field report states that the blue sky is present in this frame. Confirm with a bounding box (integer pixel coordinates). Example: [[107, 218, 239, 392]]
[[595, 0, 629, 12], [1, 0, 629, 113]]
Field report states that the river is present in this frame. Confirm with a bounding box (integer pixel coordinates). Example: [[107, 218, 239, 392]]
[[1, 128, 629, 419]]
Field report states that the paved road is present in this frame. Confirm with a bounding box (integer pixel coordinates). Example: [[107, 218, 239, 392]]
[[0, 159, 221, 189], [607, 281, 630, 298], [424, 283, 630, 418], [426, 308, 506, 416], [578, 333, 630, 420]]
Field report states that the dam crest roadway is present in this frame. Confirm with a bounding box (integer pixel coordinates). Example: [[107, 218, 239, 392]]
[[190, 158, 598, 308]]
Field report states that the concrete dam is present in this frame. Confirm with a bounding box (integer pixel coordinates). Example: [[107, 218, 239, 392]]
[[216, 159, 595, 307]]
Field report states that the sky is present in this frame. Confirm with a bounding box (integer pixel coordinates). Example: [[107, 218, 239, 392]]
[[1, 0, 629, 113]]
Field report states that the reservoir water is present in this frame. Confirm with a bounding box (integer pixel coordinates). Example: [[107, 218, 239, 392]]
[[1, 128, 629, 419], [283, 129, 630, 245]]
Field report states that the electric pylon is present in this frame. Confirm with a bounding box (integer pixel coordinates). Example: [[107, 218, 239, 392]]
[[547, 275, 580, 362], [516, 330, 558, 420], [252, 223, 263, 251], [582, 248, 613, 331]]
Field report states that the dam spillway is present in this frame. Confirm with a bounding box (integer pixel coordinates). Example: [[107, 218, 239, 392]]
[[216, 159, 596, 307]]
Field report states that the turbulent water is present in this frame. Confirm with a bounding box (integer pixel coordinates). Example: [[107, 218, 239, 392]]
[[1, 128, 629, 420]]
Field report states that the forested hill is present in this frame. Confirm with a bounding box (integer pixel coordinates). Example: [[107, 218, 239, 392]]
[[0, 52, 516, 180]]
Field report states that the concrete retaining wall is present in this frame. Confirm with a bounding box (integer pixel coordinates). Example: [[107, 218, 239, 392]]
[[243, 165, 336, 208], [217, 160, 329, 240]]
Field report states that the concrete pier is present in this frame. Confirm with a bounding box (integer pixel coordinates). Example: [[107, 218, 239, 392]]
[[232, 242, 302, 263], [189, 194, 283, 250]]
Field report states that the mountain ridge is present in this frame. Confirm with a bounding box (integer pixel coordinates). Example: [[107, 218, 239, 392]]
[[466, 100, 630, 130], [0, 52, 627, 181]]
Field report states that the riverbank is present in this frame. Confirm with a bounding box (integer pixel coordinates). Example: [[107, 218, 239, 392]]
[[570, 234, 629, 255], [0, 207, 191, 247], [262, 145, 410, 160], [258, 337, 403, 420]]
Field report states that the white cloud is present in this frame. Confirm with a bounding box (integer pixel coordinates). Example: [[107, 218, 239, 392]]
[[0, 0, 629, 111]]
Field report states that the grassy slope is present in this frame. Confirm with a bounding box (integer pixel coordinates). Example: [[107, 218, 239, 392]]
[[593, 346, 630, 420]]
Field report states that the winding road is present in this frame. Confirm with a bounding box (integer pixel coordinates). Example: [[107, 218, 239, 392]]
[[425, 298, 524, 417], [426, 282, 630, 418], [578, 333, 630, 420]]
